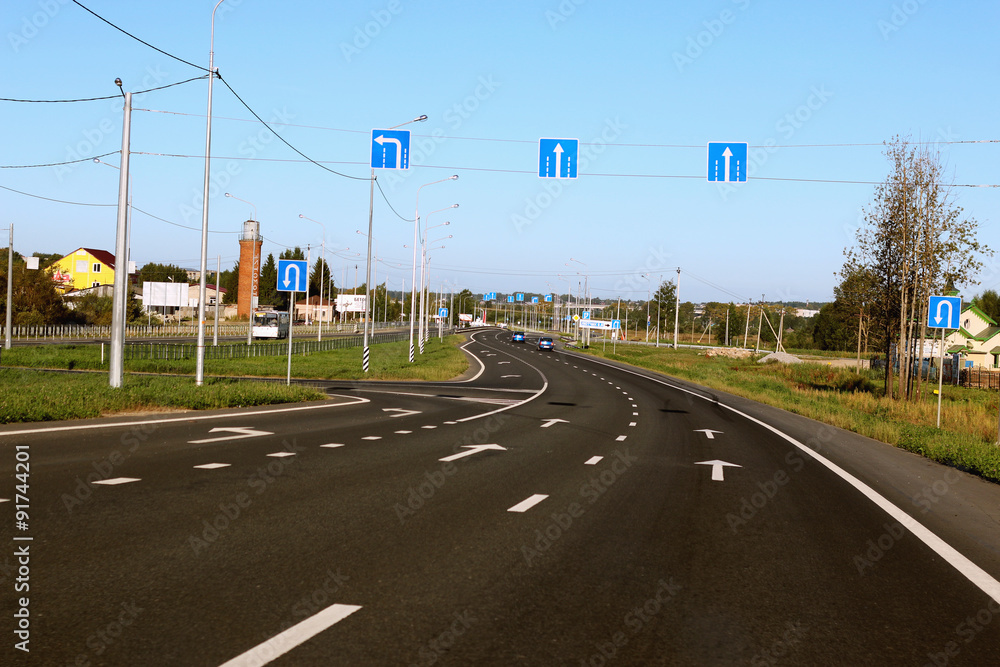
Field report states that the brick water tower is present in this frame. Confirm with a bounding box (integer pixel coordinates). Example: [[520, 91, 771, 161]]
[[237, 219, 262, 318]]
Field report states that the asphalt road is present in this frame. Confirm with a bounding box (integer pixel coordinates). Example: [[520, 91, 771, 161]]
[[1, 328, 999, 665]]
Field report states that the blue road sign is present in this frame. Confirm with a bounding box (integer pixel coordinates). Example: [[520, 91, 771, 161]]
[[507, 296, 515, 303], [516, 293, 525, 302], [538, 138, 579, 178], [707, 142, 748, 182], [544, 294, 553, 303], [531, 296, 539, 304], [928, 295, 962, 329], [439, 307, 449, 317], [582, 311, 590, 320], [486, 292, 497, 301], [611, 319, 622, 330], [371, 129, 411, 169], [277, 259, 308, 292]]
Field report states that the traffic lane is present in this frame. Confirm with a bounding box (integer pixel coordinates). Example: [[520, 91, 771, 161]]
[[463, 329, 547, 390], [569, 350, 1000, 589], [549, 351, 1000, 662], [1, 403, 547, 665]]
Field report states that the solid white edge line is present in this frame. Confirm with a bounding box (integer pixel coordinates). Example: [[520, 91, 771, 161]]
[[508, 494, 549, 513], [217, 603, 362, 667], [455, 331, 550, 423], [0, 393, 371, 437], [571, 351, 1000, 604]]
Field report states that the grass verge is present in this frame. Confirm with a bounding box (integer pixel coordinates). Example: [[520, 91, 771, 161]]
[[0, 335, 469, 423], [575, 343, 1000, 483]]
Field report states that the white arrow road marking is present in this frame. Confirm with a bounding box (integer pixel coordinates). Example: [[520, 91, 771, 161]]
[[540, 418, 569, 428], [92, 477, 141, 486], [439, 444, 507, 462], [194, 463, 231, 469], [508, 494, 548, 513], [218, 603, 362, 667], [382, 408, 421, 418], [694, 429, 724, 440], [374, 134, 402, 168], [695, 460, 742, 481], [189, 427, 274, 444]]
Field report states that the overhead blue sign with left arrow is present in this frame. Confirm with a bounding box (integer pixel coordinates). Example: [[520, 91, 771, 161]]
[[371, 129, 410, 170], [277, 259, 308, 292]]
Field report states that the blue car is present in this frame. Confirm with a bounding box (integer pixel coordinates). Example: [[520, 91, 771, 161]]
[[512, 331, 526, 343], [538, 336, 554, 351]]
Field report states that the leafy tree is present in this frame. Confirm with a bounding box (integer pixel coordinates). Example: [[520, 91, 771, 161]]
[[138, 262, 189, 285], [258, 253, 277, 307], [1, 250, 72, 324], [308, 257, 331, 298], [220, 261, 239, 304], [972, 289, 1000, 323]]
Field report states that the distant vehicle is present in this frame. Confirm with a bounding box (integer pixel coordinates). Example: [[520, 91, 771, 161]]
[[512, 331, 526, 343], [537, 336, 554, 351], [497, 322, 508, 329], [251, 310, 290, 339]]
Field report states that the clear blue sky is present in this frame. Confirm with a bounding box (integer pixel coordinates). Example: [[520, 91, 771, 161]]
[[3, 0, 998, 303]]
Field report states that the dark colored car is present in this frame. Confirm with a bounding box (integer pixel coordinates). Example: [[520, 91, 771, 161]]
[[512, 331, 526, 343], [538, 336, 554, 351]]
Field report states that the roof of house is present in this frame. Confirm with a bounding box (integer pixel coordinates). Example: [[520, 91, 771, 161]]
[[79, 248, 117, 269], [966, 302, 998, 327]]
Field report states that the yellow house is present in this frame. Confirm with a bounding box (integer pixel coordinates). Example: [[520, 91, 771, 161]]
[[50, 248, 117, 293]]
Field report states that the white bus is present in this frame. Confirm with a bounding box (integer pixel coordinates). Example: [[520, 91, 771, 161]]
[[251, 310, 290, 339]]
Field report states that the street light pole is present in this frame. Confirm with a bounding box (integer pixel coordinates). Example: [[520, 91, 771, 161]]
[[196, 0, 228, 387], [409, 183, 456, 362], [299, 215, 327, 341], [420, 217, 453, 352], [109, 81, 131, 389]]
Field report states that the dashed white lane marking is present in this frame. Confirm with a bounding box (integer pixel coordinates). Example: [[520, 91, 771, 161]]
[[267, 452, 296, 458], [362, 436, 382, 440], [616, 435, 627, 442], [218, 603, 363, 667], [633, 412, 639, 416], [631, 403, 638, 408], [395, 430, 412, 434], [194, 463, 231, 469], [421, 425, 437, 430], [629, 422, 637, 427], [585, 456, 603, 465], [92, 477, 141, 485], [508, 494, 549, 513], [320, 444, 344, 449], [443, 421, 458, 425]]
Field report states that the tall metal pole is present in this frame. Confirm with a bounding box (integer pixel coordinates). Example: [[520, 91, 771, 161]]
[[5, 224, 13, 350], [109, 88, 131, 389], [655, 273, 661, 348], [213, 255, 220, 346], [673, 268, 680, 350], [196, 0, 227, 387], [363, 168, 375, 371]]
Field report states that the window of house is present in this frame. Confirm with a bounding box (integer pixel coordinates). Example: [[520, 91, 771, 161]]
[[76, 260, 88, 273], [93, 263, 102, 273]]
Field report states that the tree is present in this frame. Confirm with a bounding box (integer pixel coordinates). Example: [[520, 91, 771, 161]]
[[972, 289, 1000, 323], [258, 254, 277, 308], [138, 262, 189, 285], [652, 279, 677, 340], [308, 257, 331, 299], [846, 136, 992, 399], [1, 250, 72, 324], [220, 261, 239, 304]]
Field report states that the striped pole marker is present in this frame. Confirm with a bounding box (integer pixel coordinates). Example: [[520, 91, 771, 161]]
[[362, 345, 370, 373], [408, 343, 415, 363]]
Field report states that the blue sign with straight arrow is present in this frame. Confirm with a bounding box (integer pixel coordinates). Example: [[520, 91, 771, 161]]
[[707, 142, 748, 182], [277, 259, 308, 292], [538, 138, 578, 178]]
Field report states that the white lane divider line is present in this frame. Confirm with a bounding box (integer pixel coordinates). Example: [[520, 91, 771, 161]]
[[443, 421, 458, 425], [194, 463, 231, 469], [616, 435, 627, 442], [629, 422, 637, 427], [320, 444, 344, 449], [421, 425, 437, 430], [218, 603, 362, 667], [395, 430, 412, 434], [508, 494, 549, 513], [585, 456, 603, 465], [633, 412, 639, 416], [267, 452, 296, 458], [361, 436, 382, 440], [0, 498, 9, 503], [92, 477, 141, 485]]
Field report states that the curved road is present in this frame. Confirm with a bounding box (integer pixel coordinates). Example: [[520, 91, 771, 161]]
[[1, 328, 998, 665]]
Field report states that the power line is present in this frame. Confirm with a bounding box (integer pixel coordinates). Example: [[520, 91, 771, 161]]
[[0, 183, 115, 207], [0, 76, 208, 104], [1, 151, 119, 169], [70, 0, 209, 73]]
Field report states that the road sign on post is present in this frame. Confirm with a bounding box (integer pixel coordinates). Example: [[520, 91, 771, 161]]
[[371, 129, 411, 170], [538, 138, 579, 178], [927, 295, 962, 329], [439, 307, 449, 318], [516, 293, 524, 302], [277, 259, 308, 292], [707, 142, 748, 182], [486, 292, 496, 301]]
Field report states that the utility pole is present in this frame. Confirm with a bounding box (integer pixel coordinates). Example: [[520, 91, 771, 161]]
[[673, 268, 681, 350], [109, 83, 131, 389]]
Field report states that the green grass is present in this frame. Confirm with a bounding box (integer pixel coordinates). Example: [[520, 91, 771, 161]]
[[576, 343, 1000, 483], [0, 335, 470, 423]]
